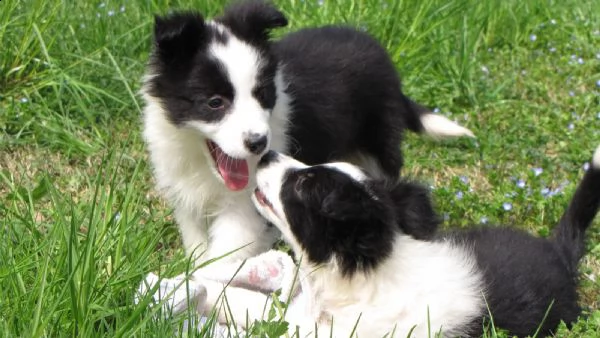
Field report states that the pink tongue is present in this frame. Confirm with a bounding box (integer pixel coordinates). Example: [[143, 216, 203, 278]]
[[215, 149, 249, 191]]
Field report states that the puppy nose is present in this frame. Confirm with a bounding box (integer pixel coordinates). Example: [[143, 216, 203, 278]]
[[258, 150, 279, 168], [244, 133, 268, 155]]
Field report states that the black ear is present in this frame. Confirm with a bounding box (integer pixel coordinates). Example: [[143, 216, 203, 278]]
[[218, 0, 287, 44], [389, 181, 440, 240], [320, 185, 378, 221], [153, 11, 206, 64]]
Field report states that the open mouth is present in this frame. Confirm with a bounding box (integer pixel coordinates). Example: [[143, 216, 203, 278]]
[[207, 140, 249, 191], [254, 188, 274, 212]]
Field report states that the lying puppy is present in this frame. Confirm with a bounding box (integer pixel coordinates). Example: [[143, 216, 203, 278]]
[[141, 0, 473, 270], [197, 147, 600, 337]]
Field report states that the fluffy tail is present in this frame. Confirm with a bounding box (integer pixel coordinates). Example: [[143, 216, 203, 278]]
[[553, 144, 600, 269], [403, 97, 475, 138]]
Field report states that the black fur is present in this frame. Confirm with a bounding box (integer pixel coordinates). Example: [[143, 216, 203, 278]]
[[280, 166, 397, 275], [216, 0, 288, 47], [274, 26, 426, 177], [147, 0, 436, 180], [276, 162, 439, 275], [273, 150, 600, 337]]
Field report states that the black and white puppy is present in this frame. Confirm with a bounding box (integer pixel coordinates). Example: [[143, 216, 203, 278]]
[[242, 147, 599, 337], [141, 0, 473, 268]]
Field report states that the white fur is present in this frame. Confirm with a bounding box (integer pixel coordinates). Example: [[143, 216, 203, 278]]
[[421, 113, 475, 139], [342, 152, 388, 180], [205, 24, 271, 158], [141, 24, 291, 266], [324, 162, 368, 183], [198, 241, 484, 338], [593, 144, 600, 169], [238, 154, 485, 337]]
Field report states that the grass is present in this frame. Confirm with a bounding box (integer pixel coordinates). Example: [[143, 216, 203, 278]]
[[1, 0, 599, 336]]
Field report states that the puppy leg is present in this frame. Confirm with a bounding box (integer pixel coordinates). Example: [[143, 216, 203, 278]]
[[200, 279, 275, 328], [204, 197, 280, 263], [175, 206, 209, 265]]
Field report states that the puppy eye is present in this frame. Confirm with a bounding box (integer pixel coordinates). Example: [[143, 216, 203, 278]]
[[207, 96, 225, 110]]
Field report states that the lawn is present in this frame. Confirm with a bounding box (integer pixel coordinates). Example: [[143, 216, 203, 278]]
[[1, 0, 599, 337]]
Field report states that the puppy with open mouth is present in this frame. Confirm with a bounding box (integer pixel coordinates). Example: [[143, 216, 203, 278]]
[[141, 0, 473, 274], [194, 147, 600, 337]]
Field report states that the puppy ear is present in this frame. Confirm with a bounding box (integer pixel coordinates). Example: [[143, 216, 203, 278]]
[[320, 186, 376, 221], [390, 181, 440, 240], [218, 0, 287, 44], [153, 11, 206, 64]]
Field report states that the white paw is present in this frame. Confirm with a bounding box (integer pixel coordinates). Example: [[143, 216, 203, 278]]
[[136, 272, 207, 315]]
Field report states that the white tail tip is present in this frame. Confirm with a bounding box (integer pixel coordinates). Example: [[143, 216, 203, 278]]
[[420, 114, 475, 139], [593, 144, 600, 169]]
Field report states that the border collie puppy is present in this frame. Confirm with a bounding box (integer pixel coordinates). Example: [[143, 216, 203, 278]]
[[141, 0, 474, 268], [220, 147, 600, 337]]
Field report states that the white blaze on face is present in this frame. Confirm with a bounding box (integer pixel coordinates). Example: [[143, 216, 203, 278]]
[[253, 153, 307, 248], [323, 162, 368, 183], [205, 24, 271, 159]]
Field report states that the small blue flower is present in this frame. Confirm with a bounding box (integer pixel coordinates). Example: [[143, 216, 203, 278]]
[[568, 123, 574, 130], [549, 47, 557, 53], [530, 34, 537, 42], [456, 191, 464, 200], [516, 179, 526, 188], [108, 10, 115, 16], [532, 167, 543, 176], [541, 187, 551, 196], [480, 217, 488, 224], [502, 202, 513, 211], [433, 107, 440, 113], [577, 57, 584, 64], [20, 97, 28, 103], [596, 80, 600, 88], [583, 162, 590, 171], [569, 91, 575, 97], [459, 175, 469, 184]]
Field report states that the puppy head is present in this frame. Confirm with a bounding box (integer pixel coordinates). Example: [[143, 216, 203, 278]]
[[144, 1, 287, 191], [252, 151, 398, 276]]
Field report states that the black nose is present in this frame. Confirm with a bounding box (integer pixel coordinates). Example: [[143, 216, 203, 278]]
[[244, 133, 268, 155], [258, 150, 279, 168]]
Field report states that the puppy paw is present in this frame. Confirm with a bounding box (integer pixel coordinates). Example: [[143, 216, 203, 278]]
[[136, 272, 207, 315]]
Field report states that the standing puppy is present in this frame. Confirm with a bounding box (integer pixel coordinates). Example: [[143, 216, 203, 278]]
[[141, 0, 473, 268]]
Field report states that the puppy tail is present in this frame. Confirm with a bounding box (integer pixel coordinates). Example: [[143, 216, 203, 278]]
[[553, 144, 600, 269], [403, 97, 476, 139]]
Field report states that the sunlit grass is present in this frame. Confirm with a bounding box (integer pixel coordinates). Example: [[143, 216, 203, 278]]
[[1, 0, 598, 336]]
